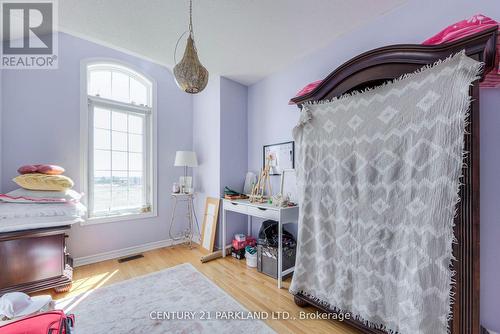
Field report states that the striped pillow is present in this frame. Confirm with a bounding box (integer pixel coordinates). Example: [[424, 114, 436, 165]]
[[423, 14, 500, 89]]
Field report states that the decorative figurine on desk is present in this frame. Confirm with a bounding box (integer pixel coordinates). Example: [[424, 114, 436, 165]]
[[271, 193, 290, 207], [250, 154, 273, 203]]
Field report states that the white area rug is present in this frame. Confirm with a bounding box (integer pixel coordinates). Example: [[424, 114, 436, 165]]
[[56, 263, 274, 334]]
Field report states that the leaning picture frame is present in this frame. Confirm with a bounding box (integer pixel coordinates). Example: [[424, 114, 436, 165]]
[[200, 197, 220, 253], [280, 169, 297, 203]]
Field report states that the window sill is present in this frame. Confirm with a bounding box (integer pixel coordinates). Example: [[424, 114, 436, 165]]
[[80, 211, 157, 226]]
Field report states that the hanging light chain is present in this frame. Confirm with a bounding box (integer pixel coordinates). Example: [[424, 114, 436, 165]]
[[173, 0, 208, 94], [188, 0, 193, 35]]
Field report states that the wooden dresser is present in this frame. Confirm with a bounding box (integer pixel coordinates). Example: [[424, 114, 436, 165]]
[[0, 225, 73, 294]]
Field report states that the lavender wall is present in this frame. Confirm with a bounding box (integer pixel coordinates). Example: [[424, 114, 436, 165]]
[[193, 76, 248, 249], [0, 69, 3, 191], [193, 75, 221, 242], [220, 77, 248, 247], [220, 77, 248, 196], [247, 0, 500, 330], [479, 89, 500, 331], [1, 32, 193, 259]]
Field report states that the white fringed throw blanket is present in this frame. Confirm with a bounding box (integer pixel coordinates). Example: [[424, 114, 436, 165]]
[[290, 52, 482, 334]]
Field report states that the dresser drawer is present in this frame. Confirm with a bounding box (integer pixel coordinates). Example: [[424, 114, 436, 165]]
[[247, 206, 279, 220], [225, 201, 248, 215]]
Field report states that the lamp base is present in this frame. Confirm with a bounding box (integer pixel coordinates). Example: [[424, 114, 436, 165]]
[[179, 176, 193, 193]]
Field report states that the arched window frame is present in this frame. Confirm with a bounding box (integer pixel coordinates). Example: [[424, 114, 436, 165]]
[[80, 59, 157, 224]]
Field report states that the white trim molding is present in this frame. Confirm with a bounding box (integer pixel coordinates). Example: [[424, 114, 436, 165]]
[[73, 238, 187, 267]]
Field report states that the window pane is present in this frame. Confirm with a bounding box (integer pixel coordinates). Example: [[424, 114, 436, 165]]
[[130, 77, 148, 106], [129, 171, 143, 207], [94, 107, 111, 129], [94, 150, 111, 170], [93, 170, 111, 213], [129, 134, 142, 152], [111, 111, 128, 132], [129, 114, 143, 134], [94, 129, 110, 150], [112, 151, 128, 170], [111, 71, 130, 103], [111, 171, 128, 209], [88, 64, 152, 219], [112, 131, 127, 151], [89, 70, 111, 98], [129, 153, 142, 171]]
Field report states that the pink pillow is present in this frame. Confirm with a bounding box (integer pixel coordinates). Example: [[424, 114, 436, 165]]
[[422, 14, 497, 45], [289, 80, 322, 105], [17, 165, 39, 174], [37, 165, 65, 175], [17, 164, 65, 175], [423, 14, 500, 89]]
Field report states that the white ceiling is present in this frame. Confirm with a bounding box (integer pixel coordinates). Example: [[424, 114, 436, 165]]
[[58, 0, 406, 85]]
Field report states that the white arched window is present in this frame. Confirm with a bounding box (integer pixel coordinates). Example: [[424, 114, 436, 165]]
[[83, 61, 156, 222]]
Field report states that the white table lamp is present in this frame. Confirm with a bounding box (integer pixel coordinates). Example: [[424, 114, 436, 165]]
[[174, 151, 198, 193]]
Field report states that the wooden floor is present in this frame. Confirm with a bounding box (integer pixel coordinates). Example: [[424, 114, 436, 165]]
[[36, 244, 360, 334]]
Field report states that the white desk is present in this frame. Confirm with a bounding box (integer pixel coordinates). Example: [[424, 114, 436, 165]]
[[221, 199, 299, 289]]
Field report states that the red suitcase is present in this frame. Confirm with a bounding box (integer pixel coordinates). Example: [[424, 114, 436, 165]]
[[0, 310, 75, 334]]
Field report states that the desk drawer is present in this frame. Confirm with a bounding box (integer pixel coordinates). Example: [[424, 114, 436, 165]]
[[225, 201, 248, 215], [247, 206, 279, 220]]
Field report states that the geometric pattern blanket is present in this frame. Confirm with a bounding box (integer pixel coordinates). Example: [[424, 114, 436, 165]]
[[289, 51, 482, 334]]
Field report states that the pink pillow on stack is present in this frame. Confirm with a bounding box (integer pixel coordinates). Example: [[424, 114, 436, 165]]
[[17, 165, 39, 174], [17, 164, 65, 175]]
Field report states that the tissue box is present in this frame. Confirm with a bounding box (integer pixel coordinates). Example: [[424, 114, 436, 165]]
[[234, 234, 246, 242]]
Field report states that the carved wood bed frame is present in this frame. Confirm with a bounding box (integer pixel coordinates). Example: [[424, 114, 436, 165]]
[[290, 27, 498, 334]]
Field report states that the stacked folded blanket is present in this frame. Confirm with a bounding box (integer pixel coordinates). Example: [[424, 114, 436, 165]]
[[0, 164, 87, 232]]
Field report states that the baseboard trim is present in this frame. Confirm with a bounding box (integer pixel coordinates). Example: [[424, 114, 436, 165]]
[[73, 238, 186, 267]]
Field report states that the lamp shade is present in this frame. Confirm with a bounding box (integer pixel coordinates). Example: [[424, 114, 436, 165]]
[[174, 151, 198, 167]]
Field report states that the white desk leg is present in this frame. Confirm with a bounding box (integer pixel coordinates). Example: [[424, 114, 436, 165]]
[[278, 218, 283, 289], [222, 206, 226, 258], [247, 216, 252, 236]]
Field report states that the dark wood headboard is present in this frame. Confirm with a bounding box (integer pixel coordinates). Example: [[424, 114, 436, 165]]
[[291, 27, 498, 334]]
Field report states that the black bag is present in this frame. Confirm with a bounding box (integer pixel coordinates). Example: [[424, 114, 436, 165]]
[[257, 220, 296, 249]]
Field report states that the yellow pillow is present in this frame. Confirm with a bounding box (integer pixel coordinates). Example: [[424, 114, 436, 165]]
[[13, 173, 74, 191]]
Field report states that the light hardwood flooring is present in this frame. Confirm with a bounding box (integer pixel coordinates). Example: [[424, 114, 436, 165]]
[[36, 244, 359, 334]]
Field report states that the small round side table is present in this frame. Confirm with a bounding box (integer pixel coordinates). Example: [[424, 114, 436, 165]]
[[168, 193, 200, 248]]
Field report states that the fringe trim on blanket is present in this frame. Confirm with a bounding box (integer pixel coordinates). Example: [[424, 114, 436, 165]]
[[445, 56, 483, 333], [291, 289, 402, 334], [297, 50, 481, 109]]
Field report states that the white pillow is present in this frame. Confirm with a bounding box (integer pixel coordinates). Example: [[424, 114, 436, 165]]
[[0, 188, 82, 203]]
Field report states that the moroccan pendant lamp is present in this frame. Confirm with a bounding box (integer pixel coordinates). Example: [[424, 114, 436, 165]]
[[173, 0, 209, 94]]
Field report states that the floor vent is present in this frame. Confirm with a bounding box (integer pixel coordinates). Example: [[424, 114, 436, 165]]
[[118, 254, 144, 263]]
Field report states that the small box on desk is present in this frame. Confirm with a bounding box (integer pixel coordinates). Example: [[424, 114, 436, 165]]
[[257, 244, 296, 279]]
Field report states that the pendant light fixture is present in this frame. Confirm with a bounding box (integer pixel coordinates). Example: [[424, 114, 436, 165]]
[[173, 0, 209, 94]]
